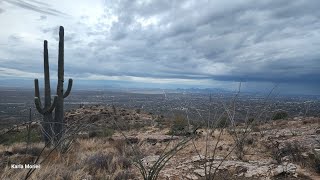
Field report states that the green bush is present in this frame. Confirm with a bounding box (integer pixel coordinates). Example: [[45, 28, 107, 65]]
[[169, 114, 188, 136], [0, 128, 42, 145], [216, 116, 230, 129], [89, 128, 114, 138], [272, 111, 288, 120], [247, 118, 255, 124], [135, 108, 141, 114]]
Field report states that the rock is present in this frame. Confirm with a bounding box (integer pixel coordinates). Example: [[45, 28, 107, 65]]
[[89, 115, 99, 123], [281, 156, 290, 162], [126, 137, 139, 144], [316, 129, 320, 134], [193, 169, 205, 177], [190, 155, 205, 162], [4, 151, 13, 156], [301, 152, 309, 158], [145, 135, 179, 144], [111, 136, 139, 144], [142, 155, 160, 166], [235, 166, 248, 174], [187, 160, 299, 179], [314, 149, 320, 153], [284, 163, 297, 174], [77, 132, 89, 139], [244, 165, 269, 178], [146, 138, 157, 145], [185, 174, 199, 180], [271, 165, 284, 176]]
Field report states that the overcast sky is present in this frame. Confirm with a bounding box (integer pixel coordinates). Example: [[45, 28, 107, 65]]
[[0, 0, 319, 94]]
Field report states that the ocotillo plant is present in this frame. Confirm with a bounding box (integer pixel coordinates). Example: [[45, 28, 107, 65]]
[[34, 40, 57, 146], [53, 26, 73, 144]]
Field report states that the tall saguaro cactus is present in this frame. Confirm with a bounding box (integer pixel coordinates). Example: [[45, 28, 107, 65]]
[[34, 40, 57, 145], [54, 26, 73, 143], [34, 26, 73, 146]]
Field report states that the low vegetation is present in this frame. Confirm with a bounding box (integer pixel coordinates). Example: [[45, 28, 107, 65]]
[[168, 114, 189, 136], [0, 128, 42, 145], [272, 111, 289, 120], [0, 105, 319, 179]]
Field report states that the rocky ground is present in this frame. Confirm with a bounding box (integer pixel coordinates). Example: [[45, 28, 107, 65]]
[[0, 105, 319, 179]]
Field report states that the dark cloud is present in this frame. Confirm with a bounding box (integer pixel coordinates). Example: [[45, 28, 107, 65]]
[[76, 0, 319, 86], [2, 0, 319, 94], [3, 0, 68, 16]]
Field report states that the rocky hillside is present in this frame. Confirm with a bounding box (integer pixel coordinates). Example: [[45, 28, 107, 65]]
[[0, 106, 319, 180], [64, 105, 165, 137]]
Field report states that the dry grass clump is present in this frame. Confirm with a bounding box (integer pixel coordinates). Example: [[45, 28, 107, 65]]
[[114, 170, 134, 180], [0, 138, 136, 180], [11, 145, 43, 156], [85, 152, 115, 173], [84, 151, 134, 179]]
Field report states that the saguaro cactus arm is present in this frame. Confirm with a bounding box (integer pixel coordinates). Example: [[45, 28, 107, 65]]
[[43, 40, 52, 107], [34, 79, 44, 114], [34, 79, 40, 98], [34, 79, 57, 114], [34, 97, 45, 114], [63, 78, 73, 98], [47, 96, 58, 112]]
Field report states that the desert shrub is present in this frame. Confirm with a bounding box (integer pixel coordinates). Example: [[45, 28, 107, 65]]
[[235, 140, 246, 160], [155, 115, 175, 129], [282, 142, 304, 163], [11, 146, 42, 156], [126, 145, 145, 159], [169, 114, 189, 136], [112, 139, 126, 155], [270, 141, 304, 164], [112, 105, 117, 114], [117, 156, 132, 169], [311, 149, 320, 173], [114, 170, 134, 180], [216, 116, 230, 129], [86, 152, 116, 173], [102, 128, 114, 137], [247, 117, 255, 124], [0, 128, 42, 145], [251, 124, 260, 132], [272, 111, 288, 120], [89, 128, 114, 138], [88, 131, 98, 138], [246, 136, 254, 145]]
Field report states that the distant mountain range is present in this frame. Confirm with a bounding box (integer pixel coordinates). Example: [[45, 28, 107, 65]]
[[1, 78, 319, 96], [175, 88, 230, 94]]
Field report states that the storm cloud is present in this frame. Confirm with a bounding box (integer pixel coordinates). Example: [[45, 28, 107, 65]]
[[0, 0, 319, 94]]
